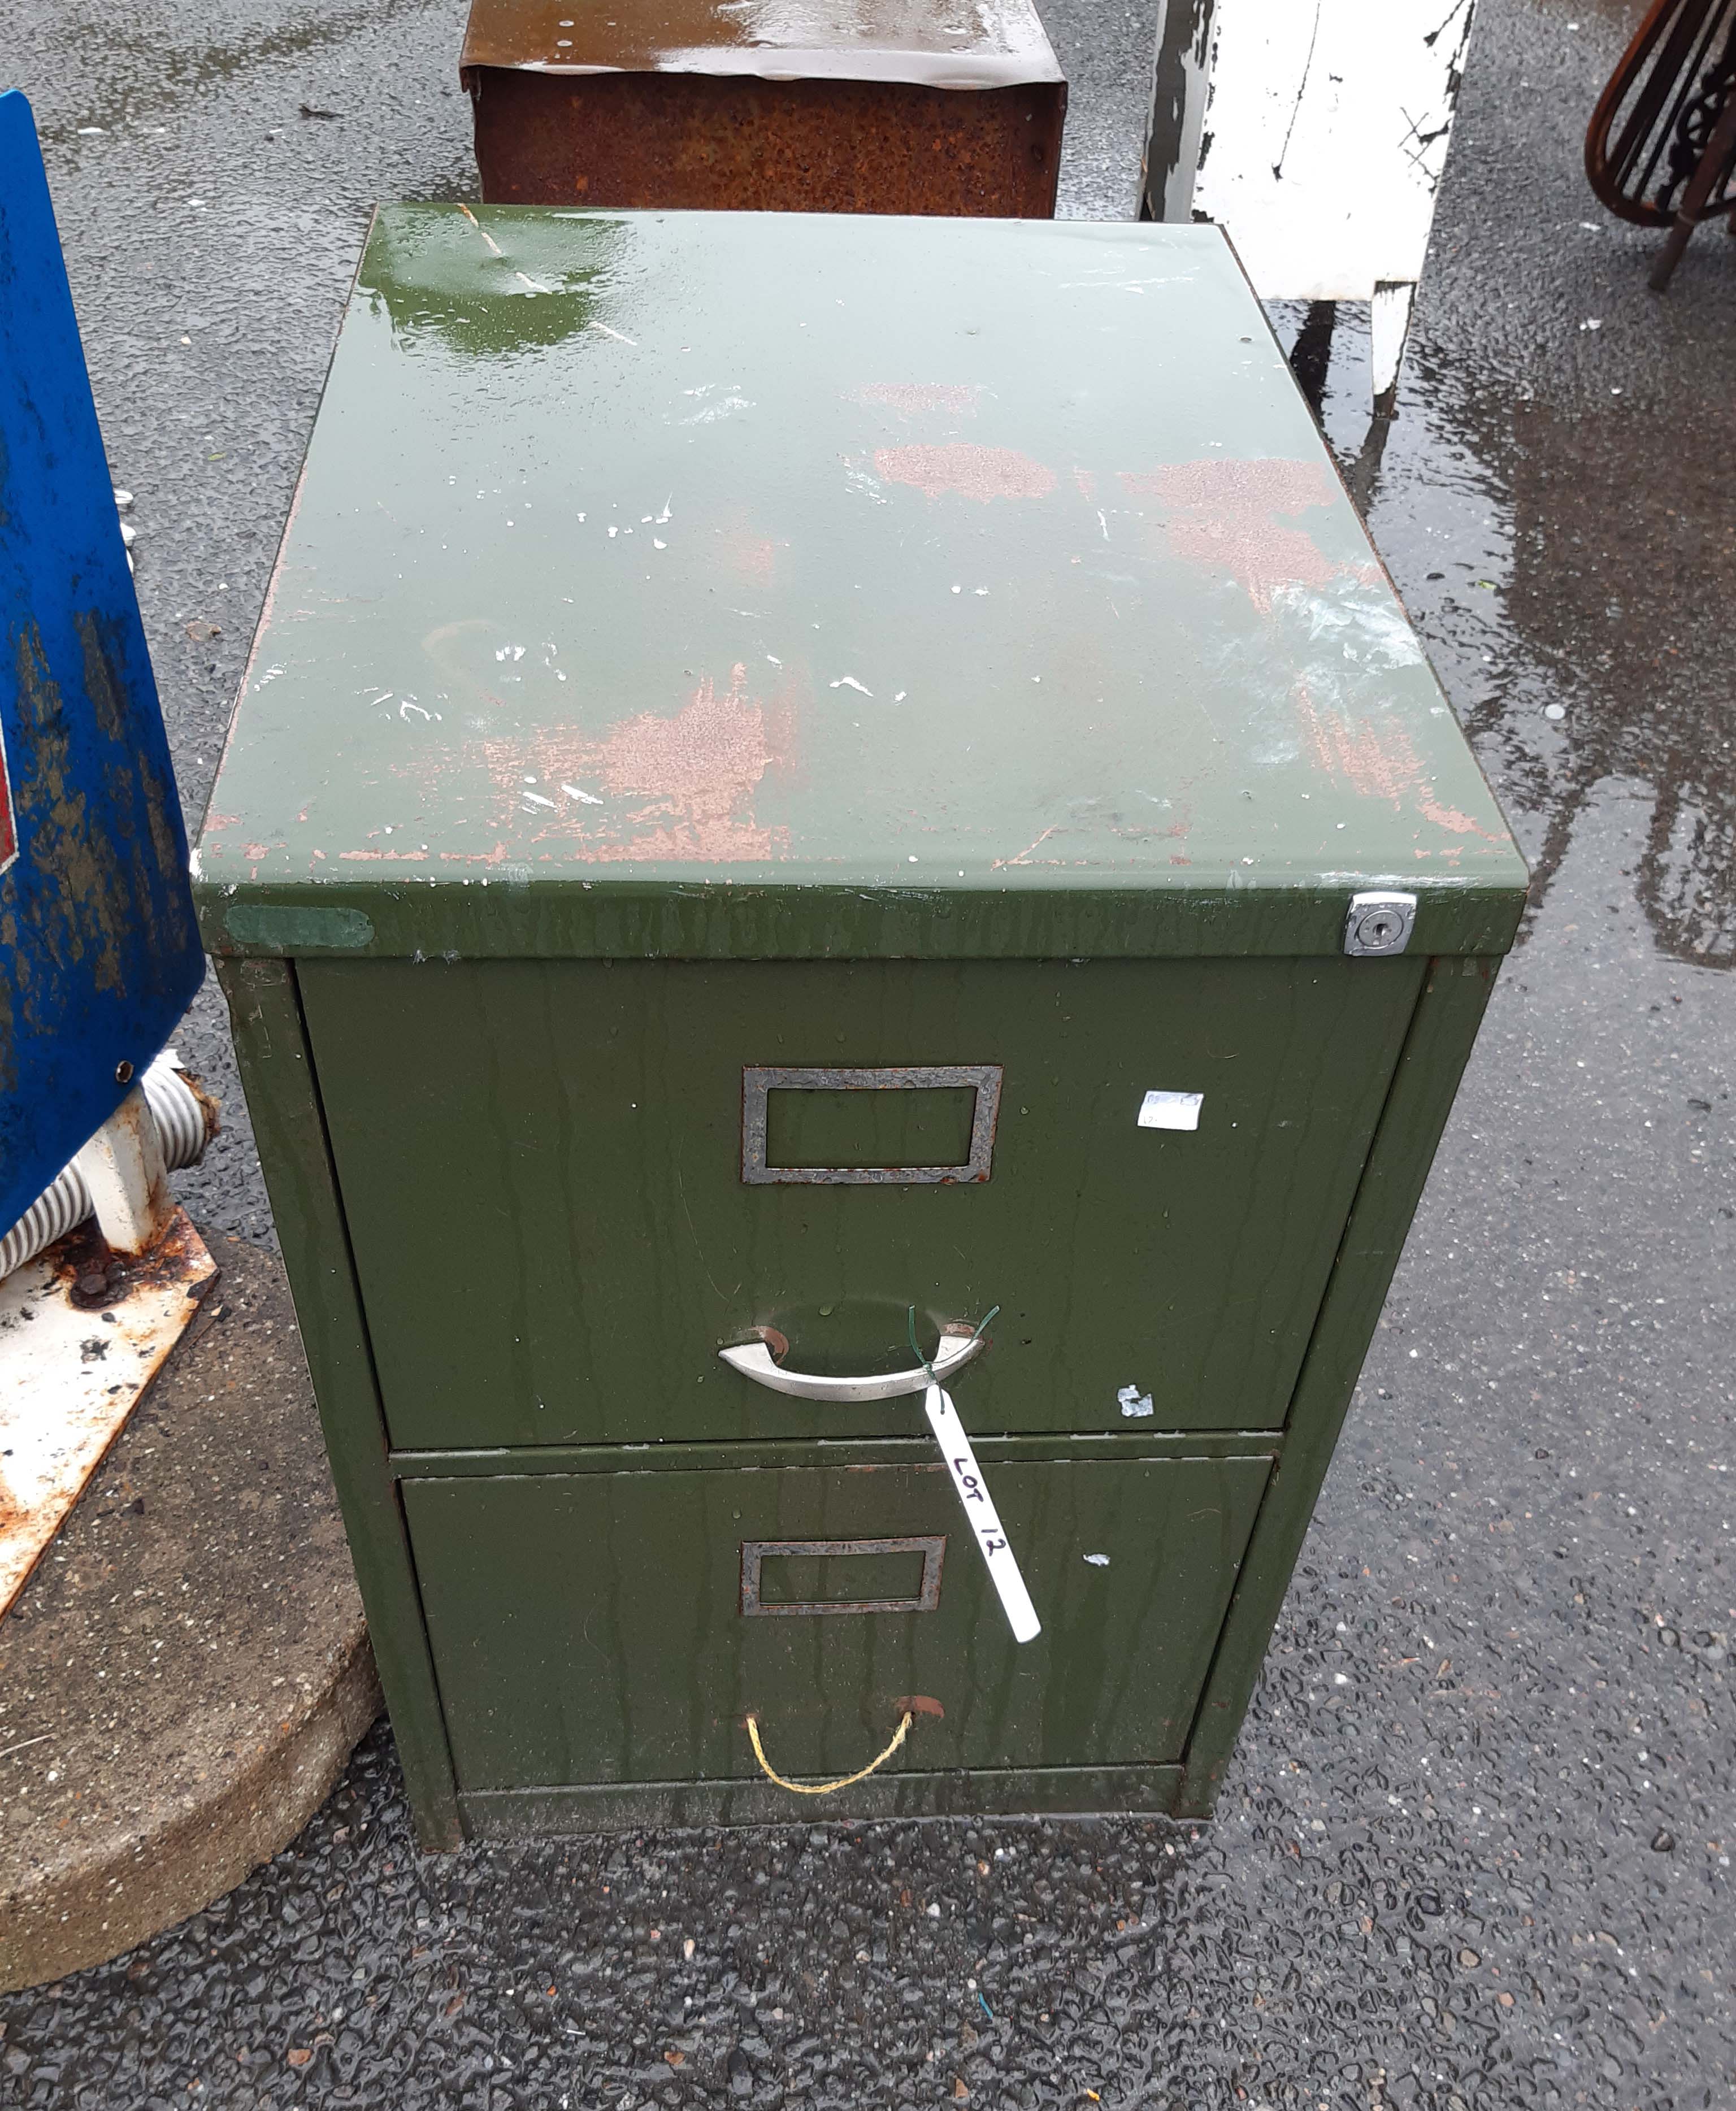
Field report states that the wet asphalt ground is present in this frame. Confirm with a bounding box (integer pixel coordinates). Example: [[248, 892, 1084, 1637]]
[[1, 0, 1733, 2104]]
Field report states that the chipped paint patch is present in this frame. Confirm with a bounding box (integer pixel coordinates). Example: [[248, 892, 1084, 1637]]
[[482, 664, 791, 865], [1294, 681, 1502, 842], [6, 618, 190, 1041], [1295, 681, 1425, 802], [715, 523, 782, 584], [874, 444, 1056, 503], [1120, 457, 1336, 613], [1117, 1385, 1155, 1419], [992, 822, 1062, 869], [853, 383, 982, 418]]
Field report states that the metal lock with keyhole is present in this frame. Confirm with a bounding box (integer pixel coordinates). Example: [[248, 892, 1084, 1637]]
[[1343, 891, 1418, 957]]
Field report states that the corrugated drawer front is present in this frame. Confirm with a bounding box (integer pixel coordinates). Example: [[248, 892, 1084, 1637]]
[[403, 1449, 1273, 1792], [304, 954, 1419, 1450]]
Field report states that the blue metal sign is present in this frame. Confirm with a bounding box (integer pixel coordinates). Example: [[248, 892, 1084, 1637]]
[[0, 90, 202, 1235]]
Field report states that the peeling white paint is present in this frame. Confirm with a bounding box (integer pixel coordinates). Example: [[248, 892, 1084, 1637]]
[[1179, 0, 1476, 301], [1152, 0, 1476, 399], [562, 783, 604, 805], [1083, 1553, 1112, 1567], [830, 675, 873, 696], [1117, 1385, 1156, 1418]]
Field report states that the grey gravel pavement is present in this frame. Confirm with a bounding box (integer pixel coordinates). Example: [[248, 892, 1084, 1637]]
[[1, 0, 1733, 2105]]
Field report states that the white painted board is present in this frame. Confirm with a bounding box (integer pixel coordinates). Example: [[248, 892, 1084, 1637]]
[[1156, 0, 1477, 302]]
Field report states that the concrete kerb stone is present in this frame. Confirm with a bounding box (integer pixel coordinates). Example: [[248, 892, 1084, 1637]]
[[0, 1232, 381, 1992]]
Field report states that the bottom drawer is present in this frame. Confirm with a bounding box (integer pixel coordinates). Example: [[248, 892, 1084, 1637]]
[[403, 1449, 1273, 1796]]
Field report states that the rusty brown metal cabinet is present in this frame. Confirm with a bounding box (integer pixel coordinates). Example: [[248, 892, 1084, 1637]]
[[197, 209, 1526, 1844], [461, 0, 1066, 214]]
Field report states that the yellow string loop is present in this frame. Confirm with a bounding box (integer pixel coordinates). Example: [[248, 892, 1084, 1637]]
[[745, 1710, 914, 1796]]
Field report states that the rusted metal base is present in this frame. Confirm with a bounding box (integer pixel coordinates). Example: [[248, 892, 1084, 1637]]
[[0, 1209, 218, 1616], [468, 68, 1064, 214]]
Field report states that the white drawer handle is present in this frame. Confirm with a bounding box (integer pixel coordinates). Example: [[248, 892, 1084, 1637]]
[[718, 1326, 984, 1403]]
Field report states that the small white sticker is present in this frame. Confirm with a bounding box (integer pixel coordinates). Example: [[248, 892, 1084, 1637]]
[[1138, 1090, 1203, 1131], [1117, 1385, 1155, 1419], [1083, 1553, 1111, 1568]]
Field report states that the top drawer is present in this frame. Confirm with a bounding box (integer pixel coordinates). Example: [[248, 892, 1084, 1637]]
[[302, 952, 1419, 1452]]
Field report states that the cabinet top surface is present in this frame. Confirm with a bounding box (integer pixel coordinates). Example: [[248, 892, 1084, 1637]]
[[459, 0, 1063, 88], [197, 210, 1525, 959]]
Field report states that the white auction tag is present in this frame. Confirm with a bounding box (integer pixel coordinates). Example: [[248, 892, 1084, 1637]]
[[923, 1383, 1041, 1644]]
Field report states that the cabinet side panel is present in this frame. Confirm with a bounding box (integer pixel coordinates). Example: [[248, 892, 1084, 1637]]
[[1177, 955, 1501, 1813], [217, 956, 463, 1848]]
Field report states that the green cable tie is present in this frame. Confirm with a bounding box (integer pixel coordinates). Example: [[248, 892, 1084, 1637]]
[[908, 1304, 1000, 1385]]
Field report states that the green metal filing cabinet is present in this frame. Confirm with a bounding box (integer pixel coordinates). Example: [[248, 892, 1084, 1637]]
[[195, 208, 1527, 1847]]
